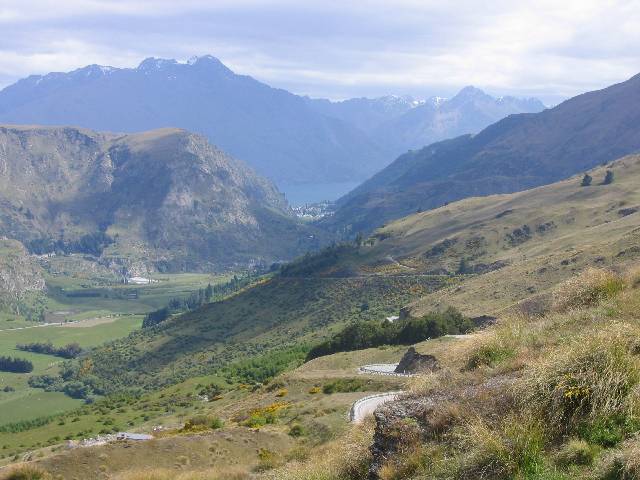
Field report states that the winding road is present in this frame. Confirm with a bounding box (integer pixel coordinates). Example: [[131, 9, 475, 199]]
[[350, 363, 411, 422], [358, 363, 415, 377], [350, 391, 404, 423]]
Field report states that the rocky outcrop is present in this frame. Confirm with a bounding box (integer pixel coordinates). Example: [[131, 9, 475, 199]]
[[369, 392, 452, 478], [369, 375, 516, 478], [0, 239, 45, 311], [394, 347, 439, 374]]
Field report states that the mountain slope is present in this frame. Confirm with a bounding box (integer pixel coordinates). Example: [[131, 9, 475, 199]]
[[86, 155, 640, 393], [0, 56, 386, 187], [328, 73, 640, 234], [0, 124, 322, 271]]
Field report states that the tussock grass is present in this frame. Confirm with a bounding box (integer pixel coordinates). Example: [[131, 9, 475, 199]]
[[555, 439, 599, 467], [518, 327, 640, 431], [463, 317, 534, 371], [0, 465, 51, 480], [455, 414, 547, 479], [595, 437, 640, 480], [552, 268, 624, 312], [624, 265, 640, 289]]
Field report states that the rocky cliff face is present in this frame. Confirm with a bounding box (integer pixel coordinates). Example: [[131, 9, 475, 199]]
[[0, 125, 324, 271], [0, 239, 45, 312], [370, 376, 515, 478]]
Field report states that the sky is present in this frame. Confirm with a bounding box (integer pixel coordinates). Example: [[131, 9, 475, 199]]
[[0, 0, 639, 104]]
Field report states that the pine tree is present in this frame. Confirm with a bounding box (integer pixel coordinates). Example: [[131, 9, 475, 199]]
[[602, 170, 614, 185], [456, 258, 469, 274], [581, 174, 593, 187]]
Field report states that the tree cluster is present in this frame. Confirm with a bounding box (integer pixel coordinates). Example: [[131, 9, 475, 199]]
[[0, 356, 34, 373], [17, 341, 82, 359], [306, 307, 472, 360], [141, 307, 171, 328], [27, 231, 115, 256], [581, 169, 614, 187]]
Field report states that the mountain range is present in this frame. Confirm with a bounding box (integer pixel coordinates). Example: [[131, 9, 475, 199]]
[[0, 125, 322, 272], [0, 56, 543, 201], [307, 87, 544, 154], [326, 72, 640, 234]]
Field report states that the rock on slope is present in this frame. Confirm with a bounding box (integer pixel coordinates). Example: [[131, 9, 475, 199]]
[[0, 125, 322, 271]]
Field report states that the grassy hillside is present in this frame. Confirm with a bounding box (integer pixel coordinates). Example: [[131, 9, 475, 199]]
[[87, 274, 447, 392], [270, 265, 640, 480], [332, 155, 640, 318], [0, 337, 414, 477]]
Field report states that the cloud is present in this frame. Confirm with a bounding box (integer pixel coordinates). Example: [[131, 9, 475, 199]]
[[0, 0, 639, 103]]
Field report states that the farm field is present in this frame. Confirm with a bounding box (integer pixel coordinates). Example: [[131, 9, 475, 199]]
[[0, 315, 144, 425]]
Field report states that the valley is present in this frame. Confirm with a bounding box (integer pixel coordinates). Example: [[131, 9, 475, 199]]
[[1, 151, 639, 478], [0, 19, 638, 478]]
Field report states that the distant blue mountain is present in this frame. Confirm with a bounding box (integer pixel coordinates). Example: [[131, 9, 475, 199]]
[[0, 55, 544, 198]]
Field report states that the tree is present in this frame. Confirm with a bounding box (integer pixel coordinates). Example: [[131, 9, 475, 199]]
[[581, 174, 593, 187], [205, 283, 213, 301], [602, 170, 614, 185], [354, 232, 363, 247], [456, 258, 470, 275]]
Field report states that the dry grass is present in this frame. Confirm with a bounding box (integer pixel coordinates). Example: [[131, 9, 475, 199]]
[[267, 418, 375, 480], [0, 465, 51, 480], [454, 414, 546, 480], [552, 267, 624, 312], [518, 326, 640, 429], [595, 436, 640, 479], [113, 467, 249, 480]]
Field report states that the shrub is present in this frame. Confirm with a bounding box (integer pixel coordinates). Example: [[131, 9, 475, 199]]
[[322, 378, 374, 394], [255, 448, 281, 472], [288, 424, 305, 437], [602, 170, 615, 185], [581, 174, 593, 187], [552, 268, 624, 312], [465, 342, 516, 370], [242, 402, 289, 428], [182, 415, 224, 432]]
